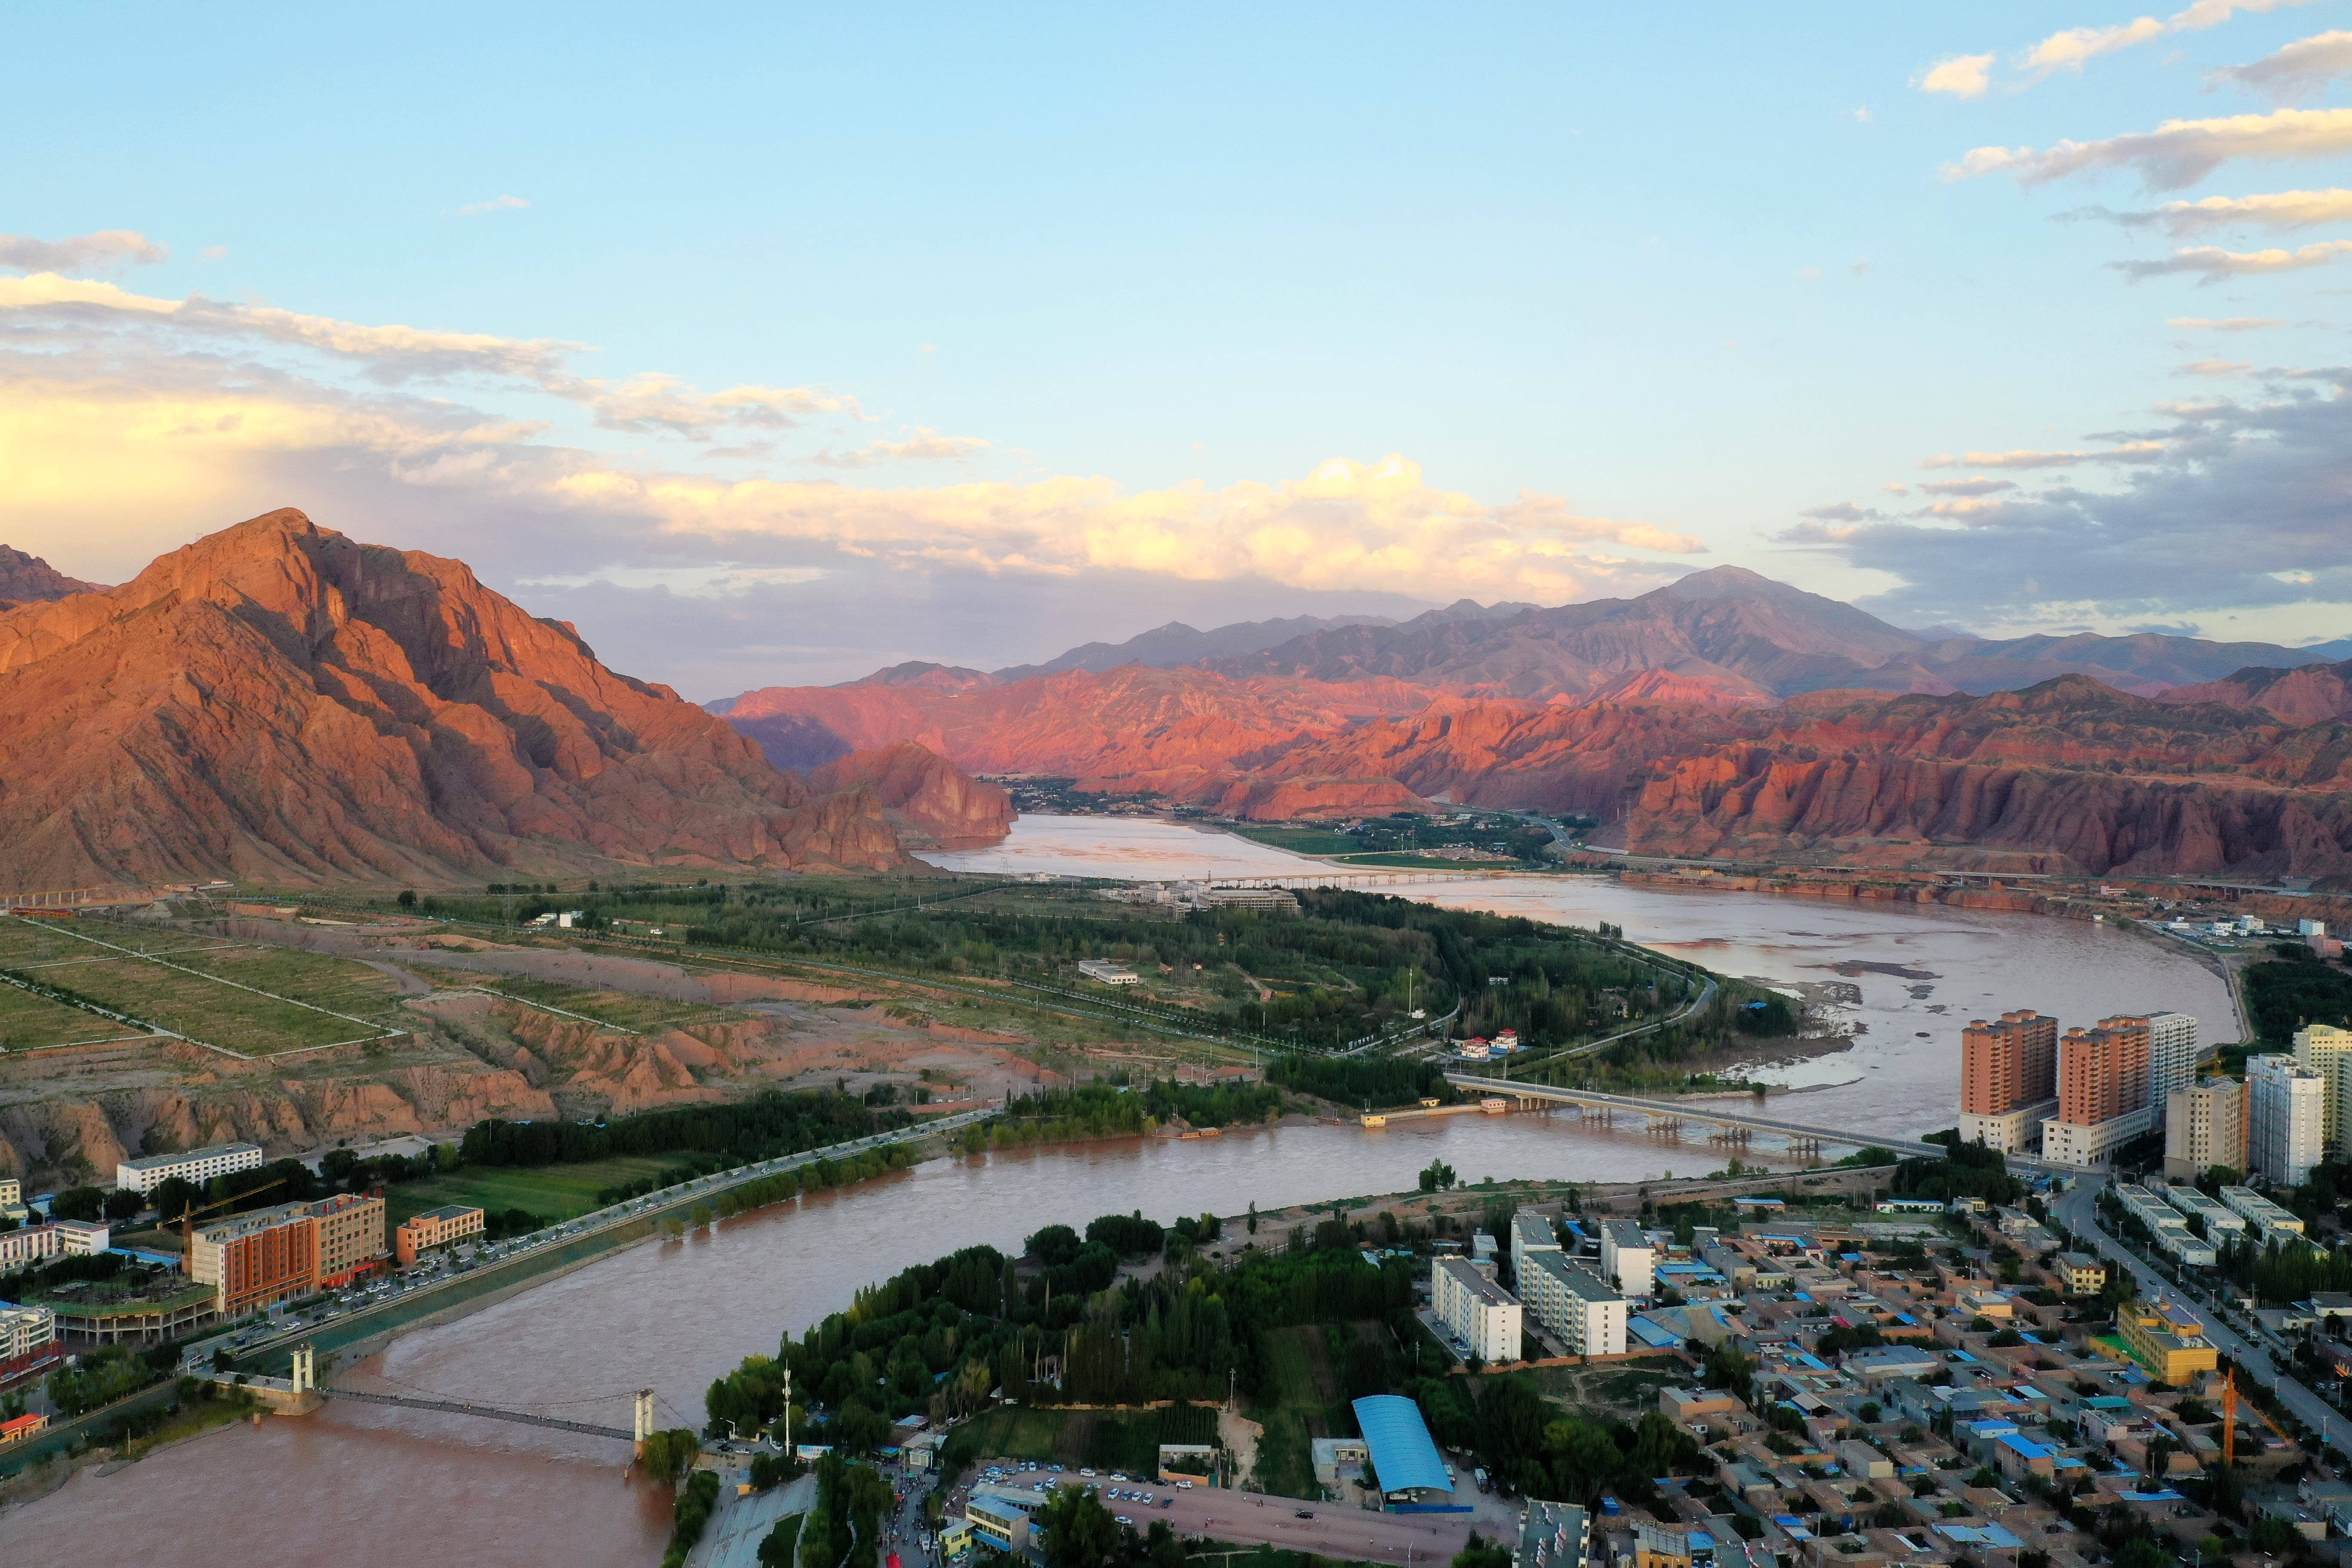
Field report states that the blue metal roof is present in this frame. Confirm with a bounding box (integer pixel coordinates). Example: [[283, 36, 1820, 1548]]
[[1352, 1396, 1452, 1496]]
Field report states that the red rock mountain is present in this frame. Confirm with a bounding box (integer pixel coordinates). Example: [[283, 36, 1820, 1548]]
[[804, 741, 1015, 848], [2161, 657, 2352, 726], [0, 509, 999, 889], [0, 544, 104, 611]]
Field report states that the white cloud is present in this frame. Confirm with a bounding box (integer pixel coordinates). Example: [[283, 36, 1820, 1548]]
[[2211, 28, 2352, 101], [2174, 356, 2254, 374], [1917, 476, 2018, 496], [0, 230, 168, 273], [516, 563, 827, 596], [458, 194, 530, 216], [2023, 18, 2167, 77], [2096, 187, 2352, 235], [2113, 238, 2352, 280], [2167, 314, 2291, 328], [1853, 107, 1874, 124], [1949, 107, 2352, 190], [1919, 443, 2168, 469], [808, 428, 991, 469], [1916, 52, 1996, 99]]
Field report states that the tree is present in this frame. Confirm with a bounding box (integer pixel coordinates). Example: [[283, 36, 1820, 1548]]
[[1041, 1483, 1121, 1568], [102, 1187, 145, 1222], [49, 1185, 105, 1222], [639, 1427, 700, 1484], [1454, 1534, 1513, 1568], [1419, 1160, 1458, 1193], [396, 889, 417, 907]]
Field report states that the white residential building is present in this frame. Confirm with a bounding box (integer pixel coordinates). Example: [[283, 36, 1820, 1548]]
[[1433, 1256, 1524, 1364], [2041, 1108, 2151, 1170], [2250, 1055, 2327, 1187], [1961, 1099, 2059, 1156], [2144, 1012, 2199, 1118], [2295, 1025, 2352, 1157], [2219, 1185, 2306, 1238], [2164, 1079, 2248, 1180], [115, 1141, 264, 1195], [1075, 960, 1139, 986], [1600, 1219, 1654, 1298], [0, 1219, 110, 1271], [0, 1303, 56, 1361], [1519, 1251, 1627, 1357], [2160, 1184, 2247, 1237], [1511, 1211, 1561, 1283]]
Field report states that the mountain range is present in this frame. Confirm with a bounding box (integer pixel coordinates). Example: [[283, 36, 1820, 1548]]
[[0, 512, 1006, 889]]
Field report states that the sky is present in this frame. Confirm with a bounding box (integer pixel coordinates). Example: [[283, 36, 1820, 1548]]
[[5, 2, 2352, 697]]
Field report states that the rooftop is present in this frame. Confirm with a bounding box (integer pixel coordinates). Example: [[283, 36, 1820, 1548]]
[[1352, 1394, 1452, 1496], [119, 1141, 262, 1171]]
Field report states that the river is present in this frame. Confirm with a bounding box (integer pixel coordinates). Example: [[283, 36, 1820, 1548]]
[[6, 815, 2235, 1561]]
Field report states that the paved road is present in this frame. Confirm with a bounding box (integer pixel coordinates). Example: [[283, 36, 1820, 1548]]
[[963, 1474, 1474, 1567], [2054, 1174, 2352, 1457]]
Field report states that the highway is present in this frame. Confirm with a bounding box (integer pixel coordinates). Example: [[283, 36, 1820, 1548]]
[[2053, 1173, 2352, 1459]]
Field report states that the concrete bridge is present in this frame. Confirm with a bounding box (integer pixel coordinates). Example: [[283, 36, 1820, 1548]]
[[1439, 1073, 1945, 1162], [1207, 870, 1508, 889]]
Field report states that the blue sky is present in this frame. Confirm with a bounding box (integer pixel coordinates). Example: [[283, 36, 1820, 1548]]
[[4, 2, 2351, 694]]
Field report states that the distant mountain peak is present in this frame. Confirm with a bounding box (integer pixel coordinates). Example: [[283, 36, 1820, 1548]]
[[839, 660, 997, 691], [0, 542, 106, 608]]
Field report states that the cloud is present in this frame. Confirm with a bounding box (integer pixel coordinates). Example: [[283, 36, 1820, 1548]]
[[1798, 502, 1880, 524], [458, 194, 530, 216], [2174, 357, 2254, 374], [2211, 28, 2352, 101], [2167, 315, 2291, 328], [1881, 482, 1911, 494], [1917, 476, 2018, 496], [1916, 52, 1995, 98], [2112, 238, 2352, 280], [1853, 107, 1874, 124], [2089, 187, 2352, 235], [0, 230, 168, 273], [2023, 18, 2168, 77], [515, 563, 828, 596], [1785, 366, 2352, 634], [807, 428, 991, 468], [1948, 107, 2352, 190], [1919, 443, 2167, 469]]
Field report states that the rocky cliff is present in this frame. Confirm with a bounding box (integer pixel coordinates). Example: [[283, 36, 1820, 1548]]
[[2161, 657, 2352, 726], [0, 543, 103, 610], [804, 741, 1016, 848], [0, 508, 911, 888]]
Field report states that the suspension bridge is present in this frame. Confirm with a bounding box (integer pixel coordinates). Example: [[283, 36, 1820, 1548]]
[[1439, 1073, 1950, 1161]]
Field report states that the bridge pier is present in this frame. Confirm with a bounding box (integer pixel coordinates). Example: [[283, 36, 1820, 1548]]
[[634, 1388, 656, 1455]]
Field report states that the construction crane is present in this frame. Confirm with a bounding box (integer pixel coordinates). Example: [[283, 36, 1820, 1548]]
[[2223, 1368, 2237, 1467], [172, 1176, 288, 1253]]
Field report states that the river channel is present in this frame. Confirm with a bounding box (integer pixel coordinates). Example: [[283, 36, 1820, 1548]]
[[7, 816, 2235, 1563]]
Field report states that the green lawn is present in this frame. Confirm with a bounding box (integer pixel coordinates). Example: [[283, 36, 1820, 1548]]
[[1228, 825, 1357, 855], [384, 1155, 698, 1227], [1248, 1326, 1352, 1499], [0, 981, 144, 1048]]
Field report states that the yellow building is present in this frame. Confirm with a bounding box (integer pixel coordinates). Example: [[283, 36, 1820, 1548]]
[[2294, 1023, 2352, 1155], [2056, 1252, 2108, 1295], [2118, 1298, 2220, 1383], [310, 1191, 388, 1288]]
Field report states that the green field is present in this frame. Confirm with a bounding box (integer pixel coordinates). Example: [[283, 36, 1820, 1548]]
[[167, 944, 402, 1016], [0, 980, 147, 1049], [383, 1155, 700, 1228], [1248, 1326, 1354, 1499], [1228, 824, 1357, 855], [0, 921, 95, 966]]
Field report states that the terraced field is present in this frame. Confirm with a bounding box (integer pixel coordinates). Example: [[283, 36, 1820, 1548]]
[[455, 973, 744, 1035]]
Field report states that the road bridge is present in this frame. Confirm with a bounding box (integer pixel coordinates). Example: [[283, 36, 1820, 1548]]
[[1440, 1073, 1946, 1163], [323, 1386, 636, 1441], [1206, 870, 1508, 889]]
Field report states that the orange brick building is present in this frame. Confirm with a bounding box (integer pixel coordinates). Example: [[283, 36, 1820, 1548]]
[[311, 1191, 389, 1289], [2060, 1017, 2151, 1127], [1962, 1010, 2058, 1115], [395, 1204, 485, 1267], [189, 1191, 389, 1315]]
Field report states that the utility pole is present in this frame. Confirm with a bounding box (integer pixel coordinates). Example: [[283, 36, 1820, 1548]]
[[784, 1366, 791, 1457]]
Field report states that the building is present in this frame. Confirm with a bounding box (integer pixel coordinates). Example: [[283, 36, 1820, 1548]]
[[2055, 1252, 2107, 1294], [0, 1176, 24, 1223], [2160, 1184, 2246, 1237], [1843, 1346, 1942, 1384], [0, 1303, 56, 1361], [114, 1140, 264, 1195], [2165, 1079, 2248, 1180], [1511, 1211, 1561, 1282], [2140, 1012, 2200, 1118], [2250, 1055, 2328, 1187], [965, 1491, 1036, 1554], [2041, 1018, 2153, 1168], [1600, 1219, 1654, 1298], [189, 1202, 320, 1317], [309, 1191, 387, 1287], [0, 1219, 111, 1271], [1635, 1521, 1717, 1568], [1519, 1501, 1587, 1568], [2294, 1024, 2352, 1156], [1962, 1098, 2059, 1155], [396, 1204, 486, 1266], [1520, 1251, 1628, 1357], [1075, 960, 1139, 986], [2219, 1184, 2306, 1237], [1433, 1256, 1524, 1363], [1962, 1011, 2059, 1118], [937, 1519, 974, 1560], [0, 1412, 49, 1447], [1351, 1394, 1455, 1507], [2117, 1297, 2220, 1383]]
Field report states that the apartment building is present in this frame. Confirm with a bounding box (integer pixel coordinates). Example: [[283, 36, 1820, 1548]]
[[2141, 1012, 2200, 1118], [1510, 1211, 1560, 1283], [2219, 1184, 2306, 1239], [115, 1141, 264, 1195], [0, 1219, 110, 1271], [187, 1191, 388, 1315], [2164, 1078, 2247, 1180], [1519, 1250, 1627, 1357], [0, 1303, 57, 1363], [310, 1191, 389, 1288], [1433, 1256, 1524, 1363], [1600, 1219, 1654, 1298], [2294, 1024, 2352, 1156], [1960, 1009, 2061, 1151], [2041, 1019, 2153, 1168], [2250, 1055, 2328, 1187]]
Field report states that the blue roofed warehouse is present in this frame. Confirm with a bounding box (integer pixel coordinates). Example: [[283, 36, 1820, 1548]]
[[1351, 1395, 1461, 1512]]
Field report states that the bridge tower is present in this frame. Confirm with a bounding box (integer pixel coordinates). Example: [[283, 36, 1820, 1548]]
[[291, 1344, 314, 1394], [633, 1388, 656, 1455]]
